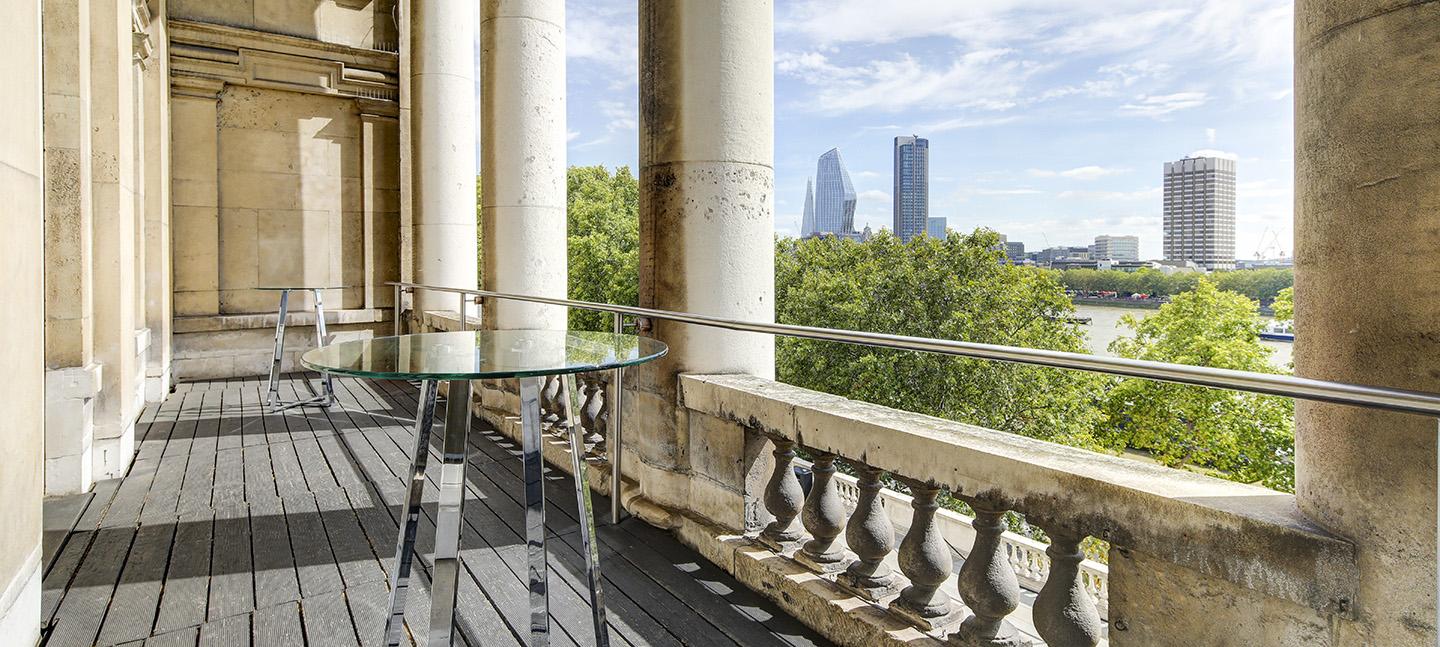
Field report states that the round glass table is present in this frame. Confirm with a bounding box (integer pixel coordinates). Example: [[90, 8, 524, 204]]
[[302, 330, 668, 647], [258, 285, 345, 412]]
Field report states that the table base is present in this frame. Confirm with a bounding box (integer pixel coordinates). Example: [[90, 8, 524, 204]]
[[383, 375, 609, 647], [266, 288, 335, 412]]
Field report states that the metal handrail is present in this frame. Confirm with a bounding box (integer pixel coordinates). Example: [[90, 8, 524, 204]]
[[389, 281, 1440, 418]]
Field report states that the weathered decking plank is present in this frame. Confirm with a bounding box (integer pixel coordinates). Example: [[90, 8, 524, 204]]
[[42, 375, 832, 647]]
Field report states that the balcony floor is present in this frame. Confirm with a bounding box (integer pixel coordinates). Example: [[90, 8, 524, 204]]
[[41, 374, 830, 647]]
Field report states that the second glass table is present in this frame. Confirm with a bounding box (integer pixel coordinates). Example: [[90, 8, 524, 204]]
[[302, 330, 668, 647]]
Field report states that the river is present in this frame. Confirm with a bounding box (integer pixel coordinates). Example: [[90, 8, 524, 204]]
[[1072, 304, 1293, 371]]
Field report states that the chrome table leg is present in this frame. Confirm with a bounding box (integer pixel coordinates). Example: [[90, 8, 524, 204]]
[[427, 379, 471, 645], [562, 374, 610, 646], [313, 288, 335, 407], [266, 289, 291, 410], [519, 376, 550, 645], [384, 380, 439, 647]]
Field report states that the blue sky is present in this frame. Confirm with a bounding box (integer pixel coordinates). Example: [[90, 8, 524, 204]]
[[562, 1, 1294, 260]]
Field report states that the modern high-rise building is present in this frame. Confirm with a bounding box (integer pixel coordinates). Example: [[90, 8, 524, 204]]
[[893, 135, 929, 241], [1092, 235, 1140, 261], [815, 148, 857, 236], [1163, 156, 1236, 271], [801, 179, 816, 236], [926, 217, 946, 239]]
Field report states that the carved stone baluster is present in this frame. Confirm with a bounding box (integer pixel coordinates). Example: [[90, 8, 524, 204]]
[[1032, 523, 1103, 647], [796, 453, 849, 573], [951, 499, 1031, 646], [891, 479, 962, 631], [837, 463, 902, 600], [580, 374, 605, 448], [758, 439, 805, 552], [589, 373, 610, 455], [541, 374, 562, 430]]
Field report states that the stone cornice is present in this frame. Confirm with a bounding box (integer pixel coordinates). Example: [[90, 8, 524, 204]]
[[168, 19, 399, 102]]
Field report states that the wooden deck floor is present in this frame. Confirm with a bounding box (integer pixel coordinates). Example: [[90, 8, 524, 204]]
[[41, 374, 831, 647]]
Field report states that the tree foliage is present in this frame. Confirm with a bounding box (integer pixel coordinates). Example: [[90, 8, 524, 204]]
[[1058, 267, 1292, 303], [1100, 279, 1295, 491], [566, 166, 640, 331], [1271, 286, 1294, 322], [776, 230, 1107, 447]]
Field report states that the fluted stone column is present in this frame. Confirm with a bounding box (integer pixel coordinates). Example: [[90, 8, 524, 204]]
[[1295, 3, 1440, 644], [140, 0, 171, 402], [409, 0, 478, 313], [635, 0, 775, 524], [481, 0, 567, 330]]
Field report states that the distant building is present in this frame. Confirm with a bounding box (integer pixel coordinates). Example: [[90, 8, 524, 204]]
[[1092, 235, 1140, 261], [1004, 241, 1025, 261], [893, 135, 929, 241], [1035, 245, 1092, 265], [800, 179, 816, 236], [1164, 156, 1236, 271], [926, 217, 946, 239], [815, 148, 858, 236]]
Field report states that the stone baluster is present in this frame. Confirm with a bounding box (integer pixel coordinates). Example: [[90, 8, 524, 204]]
[[1032, 523, 1103, 647], [951, 499, 1031, 646], [837, 463, 902, 600], [796, 453, 849, 573], [891, 479, 961, 630], [541, 374, 562, 431], [580, 374, 605, 448], [758, 438, 805, 552]]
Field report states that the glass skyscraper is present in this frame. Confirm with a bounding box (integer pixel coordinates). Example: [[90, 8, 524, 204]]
[[893, 135, 929, 242], [814, 148, 857, 235], [801, 178, 816, 236]]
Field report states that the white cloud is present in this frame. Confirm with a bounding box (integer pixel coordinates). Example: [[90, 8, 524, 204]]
[[919, 115, 1021, 132], [1205, 128, 1217, 145], [776, 49, 1037, 116], [567, 130, 581, 142], [854, 170, 882, 179], [1120, 92, 1208, 118], [1188, 148, 1240, 161], [857, 189, 891, 202], [1028, 166, 1128, 180], [1057, 187, 1161, 201], [972, 187, 1044, 196], [598, 100, 637, 132], [568, 2, 638, 85]]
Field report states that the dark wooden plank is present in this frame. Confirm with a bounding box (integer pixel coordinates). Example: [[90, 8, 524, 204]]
[[153, 510, 213, 635], [314, 487, 386, 588], [45, 526, 134, 647], [96, 523, 175, 646], [344, 580, 399, 647], [43, 492, 91, 566], [215, 383, 244, 453], [42, 529, 92, 625], [248, 494, 301, 609], [100, 456, 159, 529], [208, 500, 255, 621], [211, 447, 246, 508], [268, 441, 310, 500], [241, 444, 277, 501], [140, 450, 189, 526], [198, 611, 250, 647], [144, 626, 199, 647], [284, 494, 345, 598], [252, 600, 305, 646], [299, 589, 361, 647], [239, 377, 269, 448]]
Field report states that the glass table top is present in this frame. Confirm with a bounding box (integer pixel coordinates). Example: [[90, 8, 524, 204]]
[[300, 330, 668, 380], [256, 286, 346, 291]]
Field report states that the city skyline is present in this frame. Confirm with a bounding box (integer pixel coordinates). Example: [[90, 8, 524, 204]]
[[813, 148, 858, 236], [893, 135, 929, 241], [563, 0, 1294, 260]]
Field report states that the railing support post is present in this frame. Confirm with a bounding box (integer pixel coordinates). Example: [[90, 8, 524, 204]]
[[611, 311, 625, 524], [837, 463, 902, 600], [759, 438, 805, 552], [796, 452, 850, 573], [951, 498, 1031, 646]]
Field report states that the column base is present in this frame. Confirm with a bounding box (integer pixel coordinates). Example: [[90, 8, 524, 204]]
[[144, 364, 171, 403], [794, 547, 853, 575], [836, 568, 904, 602], [890, 595, 965, 632], [45, 365, 101, 495], [93, 422, 136, 480], [947, 620, 1033, 647], [0, 547, 40, 647]]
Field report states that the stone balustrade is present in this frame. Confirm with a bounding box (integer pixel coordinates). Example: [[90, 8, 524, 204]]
[[679, 373, 1360, 646]]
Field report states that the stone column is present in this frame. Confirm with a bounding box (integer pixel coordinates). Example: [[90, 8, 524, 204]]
[[89, 0, 140, 480], [140, 0, 170, 402], [409, 0, 478, 313], [480, 0, 567, 330], [1294, 3, 1440, 645], [634, 0, 776, 517], [42, 0, 99, 495], [169, 76, 223, 318], [359, 100, 401, 311]]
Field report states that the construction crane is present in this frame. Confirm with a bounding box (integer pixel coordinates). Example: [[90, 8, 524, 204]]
[[1254, 227, 1285, 260]]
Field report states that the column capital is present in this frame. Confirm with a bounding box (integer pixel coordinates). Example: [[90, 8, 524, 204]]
[[170, 74, 224, 101]]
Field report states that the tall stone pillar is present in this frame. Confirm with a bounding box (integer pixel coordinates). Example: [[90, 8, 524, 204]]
[[635, 0, 775, 522], [141, 0, 171, 402], [1294, 3, 1440, 644], [408, 0, 478, 313], [42, 0, 99, 495], [480, 0, 567, 330], [89, 0, 140, 479]]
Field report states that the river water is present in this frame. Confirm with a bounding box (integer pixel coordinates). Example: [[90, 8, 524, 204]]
[[1072, 304, 1293, 371]]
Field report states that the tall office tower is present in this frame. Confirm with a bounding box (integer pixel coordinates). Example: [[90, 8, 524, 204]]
[[1163, 156, 1236, 270], [815, 148, 857, 235], [801, 179, 816, 236], [1092, 234, 1140, 261], [926, 217, 946, 239], [893, 135, 929, 241]]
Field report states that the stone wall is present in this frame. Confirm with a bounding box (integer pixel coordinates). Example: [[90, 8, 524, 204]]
[[0, 0, 45, 640], [167, 15, 401, 380]]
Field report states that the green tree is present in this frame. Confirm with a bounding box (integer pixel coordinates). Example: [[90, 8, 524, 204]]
[[1102, 279, 1295, 491], [566, 166, 640, 331], [1272, 286, 1294, 322], [777, 230, 1107, 447]]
